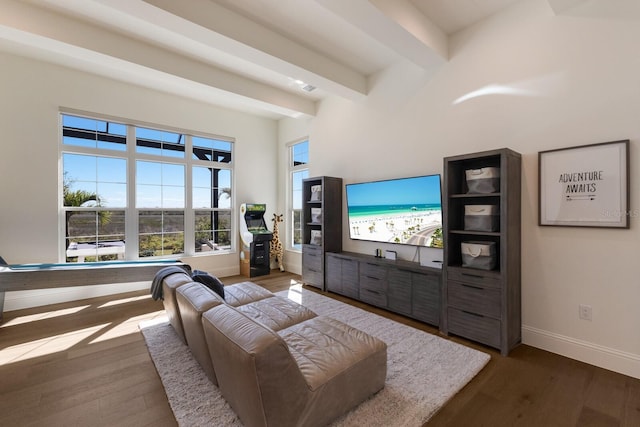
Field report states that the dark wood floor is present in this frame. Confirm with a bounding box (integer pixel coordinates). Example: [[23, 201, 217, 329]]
[[0, 271, 638, 426]]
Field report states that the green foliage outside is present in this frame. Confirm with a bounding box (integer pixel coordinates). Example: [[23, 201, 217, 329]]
[[429, 227, 443, 248], [64, 173, 234, 259]]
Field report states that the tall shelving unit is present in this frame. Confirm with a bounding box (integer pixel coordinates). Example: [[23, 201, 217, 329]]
[[441, 148, 521, 356], [301, 176, 342, 290]]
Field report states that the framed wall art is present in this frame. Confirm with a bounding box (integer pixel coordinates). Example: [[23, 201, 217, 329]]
[[538, 140, 629, 228]]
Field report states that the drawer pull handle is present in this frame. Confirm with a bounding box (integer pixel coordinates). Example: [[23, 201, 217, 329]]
[[365, 276, 380, 280], [365, 289, 380, 295], [462, 310, 484, 318], [462, 284, 483, 291], [461, 273, 484, 279]]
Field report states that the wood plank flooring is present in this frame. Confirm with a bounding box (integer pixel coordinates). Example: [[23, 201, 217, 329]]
[[0, 271, 638, 426]]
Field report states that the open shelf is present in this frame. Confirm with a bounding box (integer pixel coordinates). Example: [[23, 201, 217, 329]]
[[442, 148, 521, 356], [301, 176, 342, 290]]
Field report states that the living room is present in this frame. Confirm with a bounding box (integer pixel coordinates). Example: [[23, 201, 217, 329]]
[[1, 0, 639, 425]]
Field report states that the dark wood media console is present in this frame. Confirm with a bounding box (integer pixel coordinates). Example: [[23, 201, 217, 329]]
[[325, 251, 442, 327]]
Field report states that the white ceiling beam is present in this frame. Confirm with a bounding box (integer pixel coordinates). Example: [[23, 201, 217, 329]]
[[0, 26, 306, 119], [1, 0, 316, 117], [314, 0, 447, 71], [370, 0, 448, 59], [142, 0, 368, 101]]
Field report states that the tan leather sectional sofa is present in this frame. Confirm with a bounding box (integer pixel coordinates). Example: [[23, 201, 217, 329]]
[[160, 272, 387, 427]]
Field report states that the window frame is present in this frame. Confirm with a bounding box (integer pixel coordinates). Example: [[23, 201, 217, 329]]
[[287, 138, 309, 252], [59, 110, 235, 262]]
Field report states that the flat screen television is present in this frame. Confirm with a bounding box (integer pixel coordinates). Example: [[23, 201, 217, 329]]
[[345, 174, 443, 248]]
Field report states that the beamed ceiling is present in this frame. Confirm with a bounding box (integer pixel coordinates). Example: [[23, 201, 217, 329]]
[[0, 0, 634, 119]]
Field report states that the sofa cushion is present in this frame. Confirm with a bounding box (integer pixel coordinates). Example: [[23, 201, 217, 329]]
[[202, 304, 310, 427], [203, 304, 387, 427], [224, 281, 273, 306], [176, 282, 225, 383], [279, 316, 387, 391], [161, 271, 194, 344], [237, 296, 316, 332], [278, 316, 387, 427], [174, 280, 279, 386]]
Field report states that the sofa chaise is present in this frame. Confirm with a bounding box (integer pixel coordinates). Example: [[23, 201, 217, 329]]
[[157, 271, 387, 427]]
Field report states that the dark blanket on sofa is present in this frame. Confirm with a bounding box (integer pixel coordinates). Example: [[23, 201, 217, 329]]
[[150, 265, 191, 301], [192, 270, 225, 299]]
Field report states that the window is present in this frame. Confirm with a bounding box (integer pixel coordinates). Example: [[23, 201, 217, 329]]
[[136, 127, 185, 158], [61, 112, 234, 262], [136, 160, 185, 257], [289, 139, 309, 251], [192, 137, 232, 253], [193, 164, 232, 252]]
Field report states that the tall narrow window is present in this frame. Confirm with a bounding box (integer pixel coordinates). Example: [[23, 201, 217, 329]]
[[289, 139, 309, 251], [136, 161, 185, 257], [192, 137, 232, 253], [61, 112, 234, 262]]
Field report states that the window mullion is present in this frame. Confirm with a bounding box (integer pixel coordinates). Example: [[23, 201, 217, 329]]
[[126, 124, 138, 260], [184, 135, 195, 257]]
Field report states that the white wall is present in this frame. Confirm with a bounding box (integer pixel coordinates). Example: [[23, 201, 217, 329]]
[[302, 0, 640, 378], [0, 52, 278, 310]]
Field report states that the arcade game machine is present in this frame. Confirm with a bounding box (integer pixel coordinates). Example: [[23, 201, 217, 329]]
[[239, 203, 273, 277]]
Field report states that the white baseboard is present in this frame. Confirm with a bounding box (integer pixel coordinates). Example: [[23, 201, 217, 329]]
[[523, 325, 640, 379]]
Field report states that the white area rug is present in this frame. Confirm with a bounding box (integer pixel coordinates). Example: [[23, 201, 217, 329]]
[[140, 287, 490, 426]]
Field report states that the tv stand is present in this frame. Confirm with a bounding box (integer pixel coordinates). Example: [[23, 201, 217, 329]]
[[325, 251, 442, 326]]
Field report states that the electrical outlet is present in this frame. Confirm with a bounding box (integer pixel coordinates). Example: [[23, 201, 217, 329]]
[[579, 304, 592, 321]]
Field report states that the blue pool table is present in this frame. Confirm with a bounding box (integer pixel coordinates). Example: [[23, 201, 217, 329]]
[[0, 259, 186, 321]]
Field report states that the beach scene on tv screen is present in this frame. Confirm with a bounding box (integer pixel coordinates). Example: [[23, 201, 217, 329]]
[[346, 175, 443, 248]]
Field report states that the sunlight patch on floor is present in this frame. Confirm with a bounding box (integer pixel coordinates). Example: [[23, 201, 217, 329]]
[[287, 279, 303, 304], [139, 314, 169, 330], [90, 309, 166, 343], [0, 323, 110, 364], [0, 305, 166, 363], [97, 294, 152, 308], [0, 305, 91, 327]]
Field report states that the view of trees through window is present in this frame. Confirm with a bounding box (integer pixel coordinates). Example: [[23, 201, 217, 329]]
[[61, 113, 233, 262]]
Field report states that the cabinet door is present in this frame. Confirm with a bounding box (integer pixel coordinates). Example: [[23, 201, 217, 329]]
[[387, 269, 412, 316], [302, 244, 323, 288], [325, 254, 342, 294], [447, 281, 500, 318], [412, 271, 440, 326], [341, 258, 359, 299], [359, 262, 387, 307], [447, 307, 501, 348]]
